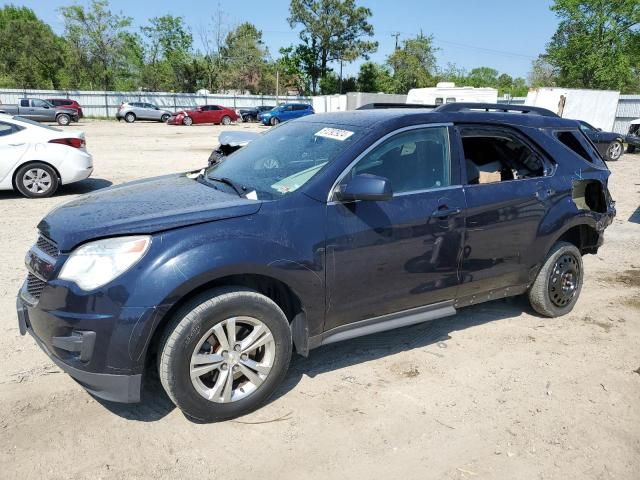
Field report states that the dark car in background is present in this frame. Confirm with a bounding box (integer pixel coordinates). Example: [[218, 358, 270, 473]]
[[116, 102, 172, 123], [237, 105, 275, 122], [577, 120, 625, 161], [258, 103, 314, 126], [167, 105, 238, 126], [625, 119, 640, 153], [18, 104, 615, 422], [46, 98, 84, 119]]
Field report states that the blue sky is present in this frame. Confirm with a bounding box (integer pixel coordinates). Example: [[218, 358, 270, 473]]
[[7, 0, 558, 79]]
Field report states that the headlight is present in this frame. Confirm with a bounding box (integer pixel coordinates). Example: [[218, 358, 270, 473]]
[[58, 236, 151, 291]]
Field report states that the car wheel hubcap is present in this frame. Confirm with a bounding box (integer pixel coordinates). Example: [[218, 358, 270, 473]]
[[23, 169, 52, 194], [548, 253, 580, 307], [609, 142, 621, 159], [190, 316, 275, 403]]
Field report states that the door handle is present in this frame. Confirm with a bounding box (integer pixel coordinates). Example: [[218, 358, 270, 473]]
[[432, 206, 461, 218]]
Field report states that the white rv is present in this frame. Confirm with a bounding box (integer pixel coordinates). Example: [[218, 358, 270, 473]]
[[406, 82, 498, 105]]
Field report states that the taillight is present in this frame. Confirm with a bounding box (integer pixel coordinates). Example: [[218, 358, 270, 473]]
[[49, 138, 85, 149]]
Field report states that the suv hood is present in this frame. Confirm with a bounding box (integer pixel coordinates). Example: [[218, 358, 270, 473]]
[[38, 173, 261, 251]]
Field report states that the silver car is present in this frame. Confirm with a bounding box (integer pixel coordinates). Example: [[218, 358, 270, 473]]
[[116, 102, 172, 123]]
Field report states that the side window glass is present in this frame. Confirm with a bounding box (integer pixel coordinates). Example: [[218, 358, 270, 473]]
[[33, 99, 47, 108], [435, 98, 443, 105], [460, 127, 549, 185], [0, 122, 16, 137], [20, 99, 29, 107], [554, 130, 605, 167], [348, 126, 452, 194]]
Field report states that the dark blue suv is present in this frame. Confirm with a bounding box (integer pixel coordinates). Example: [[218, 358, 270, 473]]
[[17, 103, 615, 421]]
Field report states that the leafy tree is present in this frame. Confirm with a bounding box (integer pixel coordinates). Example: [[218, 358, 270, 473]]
[[276, 45, 316, 95], [288, 0, 377, 93], [0, 6, 65, 88], [544, 0, 640, 92], [59, 0, 134, 90], [529, 54, 558, 87], [466, 67, 499, 87], [357, 61, 393, 93], [436, 63, 468, 85], [221, 22, 269, 93], [386, 33, 437, 93]]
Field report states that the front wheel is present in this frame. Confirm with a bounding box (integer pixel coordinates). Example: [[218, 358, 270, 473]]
[[160, 113, 170, 122], [182, 116, 193, 126], [606, 140, 623, 161], [270, 117, 280, 126], [528, 241, 583, 317], [627, 145, 636, 154], [158, 288, 292, 422], [15, 162, 59, 198]]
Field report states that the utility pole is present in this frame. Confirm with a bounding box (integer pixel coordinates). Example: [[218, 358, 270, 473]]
[[392, 32, 400, 50], [339, 59, 343, 94], [276, 69, 280, 104]]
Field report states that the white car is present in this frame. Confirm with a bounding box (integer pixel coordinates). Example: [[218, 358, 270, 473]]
[[0, 114, 93, 198]]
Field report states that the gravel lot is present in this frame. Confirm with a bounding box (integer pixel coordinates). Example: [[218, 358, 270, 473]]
[[0, 120, 639, 480]]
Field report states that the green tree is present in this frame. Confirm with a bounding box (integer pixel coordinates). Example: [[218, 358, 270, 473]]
[[288, 0, 377, 93], [357, 61, 393, 93], [60, 0, 134, 90], [276, 45, 316, 95], [544, 0, 640, 92], [386, 33, 437, 93], [221, 22, 269, 93], [529, 54, 558, 88], [0, 6, 65, 88], [466, 66, 499, 87]]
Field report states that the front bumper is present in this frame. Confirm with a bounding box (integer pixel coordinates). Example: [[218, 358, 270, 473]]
[[17, 296, 142, 403], [625, 134, 640, 147]]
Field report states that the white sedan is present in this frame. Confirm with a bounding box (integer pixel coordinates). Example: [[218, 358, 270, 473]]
[[0, 114, 93, 198]]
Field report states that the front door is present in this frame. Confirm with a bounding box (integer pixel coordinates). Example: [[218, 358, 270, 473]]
[[0, 121, 28, 183], [325, 125, 465, 331]]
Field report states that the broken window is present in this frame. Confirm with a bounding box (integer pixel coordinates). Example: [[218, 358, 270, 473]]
[[460, 126, 550, 185], [553, 130, 606, 167]]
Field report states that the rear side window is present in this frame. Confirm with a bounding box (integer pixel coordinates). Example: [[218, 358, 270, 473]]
[[460, 126, 551, 185], [553, 130, 606, 167], [0, 121, 21, 137], [20, 99, 29, 107], [294, 104, 307, 111]]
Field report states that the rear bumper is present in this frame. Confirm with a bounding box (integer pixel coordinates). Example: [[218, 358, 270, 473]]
[[17, 297, 142, 403]]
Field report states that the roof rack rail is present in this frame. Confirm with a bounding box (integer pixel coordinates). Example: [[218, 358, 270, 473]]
[[357, 102, 436, 110], [434, 102, 559, 117]]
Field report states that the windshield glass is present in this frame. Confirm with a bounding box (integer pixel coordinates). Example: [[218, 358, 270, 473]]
[[205, 121, 363, 199]]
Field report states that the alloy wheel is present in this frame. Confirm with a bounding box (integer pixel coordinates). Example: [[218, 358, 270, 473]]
[[22, 168, 53, 195], [189, 316, 275, 403], [607, 142, 622, 160]]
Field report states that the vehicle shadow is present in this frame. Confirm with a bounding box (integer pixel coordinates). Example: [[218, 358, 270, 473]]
[[628, 206, 640, 224], [0, 178, 112, 200], [98, 295, 534, 423]]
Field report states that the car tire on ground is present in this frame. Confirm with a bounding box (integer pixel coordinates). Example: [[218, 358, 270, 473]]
[[605, 140, 623, 161], [528, 241, 583, 317], [158, 288, 292, 422], [124, 112, 136, 123], [182, 116, 193, 126], [56, 114, 71, 126], [627, 145, 636, 154], [221, 116, 232, 126], [270, 117, 280, 126], [14, 162, 60, 198], [161, 114, 170, 122]]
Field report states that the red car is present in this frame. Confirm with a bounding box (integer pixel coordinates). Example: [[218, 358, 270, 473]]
[[167, 105, 238, 126], [46, 98, 84, 118]]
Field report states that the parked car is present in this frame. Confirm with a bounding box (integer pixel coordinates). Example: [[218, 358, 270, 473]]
[[167, 105, 238, 126], [116, 102, 172, 123], [0, 98, 79, 126], [258, 103, 314, 126], [625, 118, 640, 153], [577, 120, 625, 161], [46, 98, 84, 118], [237, 105, 275, 122], [207, 130, 261, 166], [0, 114, 92, 197], [18, 103, 615, 421]]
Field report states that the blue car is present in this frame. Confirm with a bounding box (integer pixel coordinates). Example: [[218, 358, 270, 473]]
[[18, 103, 615, 422], [258, 103, 314, 126]]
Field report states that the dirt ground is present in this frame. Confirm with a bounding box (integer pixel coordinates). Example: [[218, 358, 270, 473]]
[[0, 120, 638, 480]]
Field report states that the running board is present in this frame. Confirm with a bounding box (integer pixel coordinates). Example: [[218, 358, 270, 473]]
[[319, 301, 456, 347]]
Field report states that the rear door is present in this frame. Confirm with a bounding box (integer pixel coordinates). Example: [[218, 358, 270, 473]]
[[455, 124, 555, 300], [325, 124, 465, 331]]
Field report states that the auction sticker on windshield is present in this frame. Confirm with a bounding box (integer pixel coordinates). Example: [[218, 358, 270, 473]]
[[315, 127, 354, 141]]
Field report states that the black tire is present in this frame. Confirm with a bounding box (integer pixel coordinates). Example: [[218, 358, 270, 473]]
[[124, 112, 136, 123], [270, 117, 280, 126], [182, 116, 193, 126], [528, 241, 583, 317], [627, 145, 636, 154], [221, 115, 231, 126], [160, 113, 170, 122], [14, 162, 59, 198], [605, 140, 623, 161], [56, 114, 71, 126], [158, 288, 292, 422]]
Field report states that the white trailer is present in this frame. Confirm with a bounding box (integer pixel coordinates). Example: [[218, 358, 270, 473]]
[[406, 82, 498, 105]]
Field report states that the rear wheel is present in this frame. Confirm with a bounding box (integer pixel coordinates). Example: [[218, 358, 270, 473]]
[[160, 113, 170, 122], [159, 288, 292, 422], [528, 241, 583, 317], [15, 163, 59, 198], [605, 140, 623, 161], [124, 112, 136, 123], [270, 117, 280, 126], [182, 116, 193, 126], [221, 115, 232, 126], [56, 114, 71, 126]]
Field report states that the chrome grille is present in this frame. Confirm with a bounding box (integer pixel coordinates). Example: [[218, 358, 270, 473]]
[[36, 235, 59, 257], [26, 273, 46, 300]]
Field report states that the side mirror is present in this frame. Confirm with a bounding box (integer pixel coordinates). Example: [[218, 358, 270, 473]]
[[597, 127, 602, 131], [334, 174, 393, 202]]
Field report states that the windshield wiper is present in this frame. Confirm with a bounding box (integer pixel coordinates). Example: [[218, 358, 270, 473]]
[[199, 173, 246, 197]]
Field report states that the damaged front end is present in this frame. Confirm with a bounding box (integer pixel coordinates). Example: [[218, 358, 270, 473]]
[[208, 131, 261, 166]]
